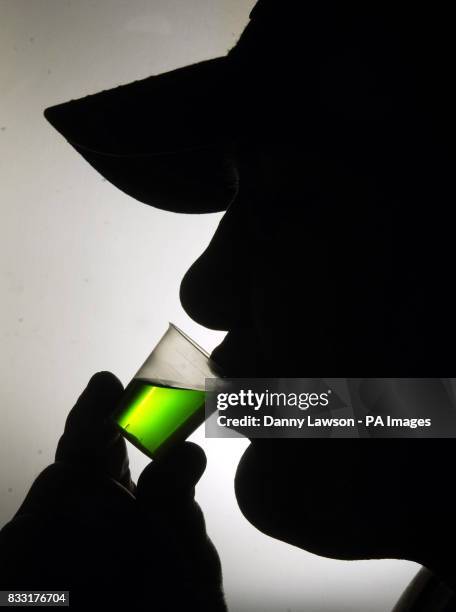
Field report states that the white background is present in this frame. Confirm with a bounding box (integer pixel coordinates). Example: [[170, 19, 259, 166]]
[[0, 1, 419, 609]]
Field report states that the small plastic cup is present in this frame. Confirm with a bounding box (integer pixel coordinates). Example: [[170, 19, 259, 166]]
[[112, 323, 220, 459]]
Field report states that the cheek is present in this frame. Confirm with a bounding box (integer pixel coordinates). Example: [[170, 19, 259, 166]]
[[249, 234, 336, 374]]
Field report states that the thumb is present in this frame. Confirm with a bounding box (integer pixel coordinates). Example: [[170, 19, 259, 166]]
[[135, 443, 226, 611], [136, 442, 206, 506]]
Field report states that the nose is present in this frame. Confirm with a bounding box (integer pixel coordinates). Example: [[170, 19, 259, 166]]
[[179, 195, 251, 331]]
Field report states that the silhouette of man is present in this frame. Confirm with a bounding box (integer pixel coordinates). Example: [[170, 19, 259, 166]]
[[2, 1, 456, 609]]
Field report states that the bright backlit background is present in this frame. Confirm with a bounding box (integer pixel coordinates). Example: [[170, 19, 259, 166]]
[[0, 1, 418, 609]]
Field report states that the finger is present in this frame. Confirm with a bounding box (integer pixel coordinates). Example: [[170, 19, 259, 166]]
[[136, 442, 209, 565], [63, 370, 124, 433], [136, 441, 206, 507], [56, 371, 123, 456], [134, 442, 226, 608], [13, 462, 135, 520], [55, 372, 134, 491]]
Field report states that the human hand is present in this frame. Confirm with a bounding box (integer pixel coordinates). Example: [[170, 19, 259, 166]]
[[0, 372, 226, 611]]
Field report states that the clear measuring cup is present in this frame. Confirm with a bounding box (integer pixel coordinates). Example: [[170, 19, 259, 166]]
[[112, 323, 221, 459]]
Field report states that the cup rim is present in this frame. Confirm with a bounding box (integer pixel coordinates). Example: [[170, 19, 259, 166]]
[[168, 322, 210, 359]]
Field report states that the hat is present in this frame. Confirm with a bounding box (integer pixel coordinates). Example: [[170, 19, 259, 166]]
[[44, 1, 436, 213], [43, 0, 278, 214], [45, 53, 242, 212], [44, 0, 319, 213]]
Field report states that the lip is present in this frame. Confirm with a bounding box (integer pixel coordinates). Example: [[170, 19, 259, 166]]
[[209, 329, 273, 378], [210, 338, 244, 378], [209, 329, 279, 448]]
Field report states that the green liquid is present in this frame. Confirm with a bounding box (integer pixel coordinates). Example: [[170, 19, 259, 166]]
[[112, 378, 206, 458]]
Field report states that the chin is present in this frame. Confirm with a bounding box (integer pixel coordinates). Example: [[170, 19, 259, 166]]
[[234, 443, 298, 546], [234, 442, 399, 561]]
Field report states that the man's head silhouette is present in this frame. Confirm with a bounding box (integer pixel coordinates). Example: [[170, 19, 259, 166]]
[[44, 0, 456, 594]]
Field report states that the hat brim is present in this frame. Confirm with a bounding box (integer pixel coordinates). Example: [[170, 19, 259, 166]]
[[44, 57, 238, 213]]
